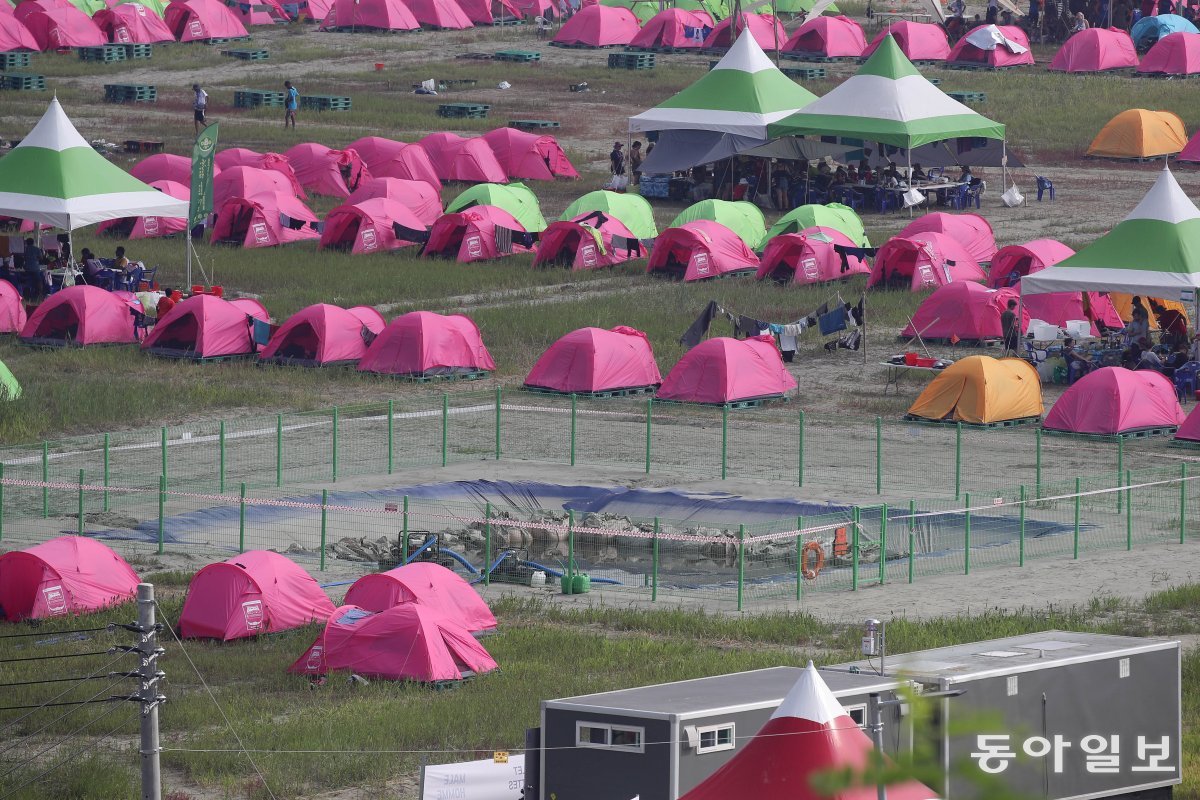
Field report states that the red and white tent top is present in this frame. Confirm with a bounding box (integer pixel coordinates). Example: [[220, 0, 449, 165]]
[[681, 662, 939, 800]]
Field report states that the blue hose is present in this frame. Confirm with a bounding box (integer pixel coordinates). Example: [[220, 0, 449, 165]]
[[521, 559, 622, 585]]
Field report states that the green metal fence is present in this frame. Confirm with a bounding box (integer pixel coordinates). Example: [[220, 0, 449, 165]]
[[0, 386, 1196, 608]]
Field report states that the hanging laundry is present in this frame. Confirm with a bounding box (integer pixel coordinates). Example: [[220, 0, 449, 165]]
[[680, 300, 722, 349], [736, 315, 767, 339], [818, 306, 847, 336]]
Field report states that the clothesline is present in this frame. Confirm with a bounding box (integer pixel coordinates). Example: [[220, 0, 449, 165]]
[[679, 294, 866, 357]]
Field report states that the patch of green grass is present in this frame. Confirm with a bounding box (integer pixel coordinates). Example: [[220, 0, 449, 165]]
[[1, 586, 1199, 798]]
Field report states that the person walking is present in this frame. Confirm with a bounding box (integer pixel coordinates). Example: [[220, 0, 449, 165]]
[[192, 83, 208, 135], [1000, 298, 1019, 355], [284, 80, 298, 129]]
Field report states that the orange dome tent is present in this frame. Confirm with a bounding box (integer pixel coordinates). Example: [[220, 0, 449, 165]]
[[1087, 109, 1188, 159], [1108, 293, 1189, 329], [907, 356, 1042, 425]]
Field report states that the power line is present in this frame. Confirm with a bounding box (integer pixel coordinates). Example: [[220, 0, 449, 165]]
[[0, 651, 130, 738], [0, 699, 121, 712], [156, 601, 278, 800], [0, 675, 131, 759], [0, 650, 113, 665], [0, 625, 113, 640], [0, 675, 111, 689], [0, 707, 131, 800], [0, 696, 128, 784]]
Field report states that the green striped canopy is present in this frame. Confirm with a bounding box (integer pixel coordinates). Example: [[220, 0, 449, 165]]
[[629, 30, 817, 139], [769, 34, 1005, 148], [1023, 167, 1200, 298], [0, 98, 188, 230]]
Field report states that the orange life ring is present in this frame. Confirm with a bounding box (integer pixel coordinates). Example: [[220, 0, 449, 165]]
[[801, 542, 825, 580]]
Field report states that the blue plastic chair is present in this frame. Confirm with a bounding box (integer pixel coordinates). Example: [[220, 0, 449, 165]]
[[831, 186, 864, 211], [1174, 361, 1200, 401], [1036, 176, 1055, 201]]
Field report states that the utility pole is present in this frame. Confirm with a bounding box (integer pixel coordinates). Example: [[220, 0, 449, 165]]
[[136, 584, 165, 800], [867, 694, 888, 800]]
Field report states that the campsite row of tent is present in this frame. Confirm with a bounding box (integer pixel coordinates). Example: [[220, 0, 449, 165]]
[[0, 537, 499, 682], [0, 0, 254, 49], [905, 355, 1200, 440]]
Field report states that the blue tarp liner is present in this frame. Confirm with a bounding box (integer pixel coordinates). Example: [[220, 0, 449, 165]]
[[1131, 15, 1198, 48]]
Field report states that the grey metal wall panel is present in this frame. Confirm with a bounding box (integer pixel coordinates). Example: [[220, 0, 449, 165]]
[[542, 709, 672, 800]]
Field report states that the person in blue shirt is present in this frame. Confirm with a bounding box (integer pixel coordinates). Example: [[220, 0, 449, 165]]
[[284, 80, 298, 129]]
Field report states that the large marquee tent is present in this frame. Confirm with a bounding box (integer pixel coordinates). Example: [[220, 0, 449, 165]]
[[628, 30, 818, 173], [0, 98, 188, 231]]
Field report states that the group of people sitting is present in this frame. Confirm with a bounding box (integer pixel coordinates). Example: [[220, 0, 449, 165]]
[[1060, 296, 1199, 382], [1, 239, 138, 299]]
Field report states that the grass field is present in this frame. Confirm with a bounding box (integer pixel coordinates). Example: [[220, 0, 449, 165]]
[[0, 579, 1197, 800]]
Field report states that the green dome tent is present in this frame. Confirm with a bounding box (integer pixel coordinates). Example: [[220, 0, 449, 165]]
[[766, 203, 869, 247], [560, 190, 658, 240], [676, 0, 729, 20], [445, 182, 548, 233], [600, 0, 659, 23], [0, 361, 21, 401], [669, 199, 766, 250]]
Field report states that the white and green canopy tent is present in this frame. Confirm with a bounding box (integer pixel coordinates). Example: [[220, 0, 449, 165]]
[[1023, 167, 1200, 302], [0, 97, 188, 232], [629, 31, 848, 173], [769, 33, 1008, 186]]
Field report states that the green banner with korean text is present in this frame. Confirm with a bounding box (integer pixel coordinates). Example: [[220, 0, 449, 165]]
[[189, 123, 218, 230]]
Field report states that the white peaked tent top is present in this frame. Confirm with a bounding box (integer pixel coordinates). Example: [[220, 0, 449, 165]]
[[0, 97, 189, 230], [627, 30, 818, 137], [965, 24, 1028, 53], [1023, 166, 1200, 296], [770, 661, 850, 726]]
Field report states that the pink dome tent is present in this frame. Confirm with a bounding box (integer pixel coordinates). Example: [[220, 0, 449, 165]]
[[899, 212, 996, 263], [142, 294, 269, 360], [97, 179, 189, 239], [1176, 129, 1200, 163], [1140, 32, 1200, 76], [288, 603, 499, 683], [524, 325, 662, 395], [646, 220, 759, 282], [0, 13, 43, 50], [988, 238, 1074, 287], [94, 3, 175, 43], [404, 0, 472, 28], [946, 24, 1033, 67], [210, 192, 321, 248], [284, 143, 369, 198], [988, 239, 1124, 333], [347, 136, 441, 190], [346, 177, 443, 226], [423, 205, 531, 262], [756, 227, 869, 285], [319, 0, 418, 29], [1052, 27, 1138, 72], [868, 232, 987, 291], [481, 127, 579, 181], [164, 0, 250, 41], [628, 8, 712, 50], [131, 153, 212, 186], [319, 197, 428, 254], [358, 311, 495, 377], [534, 212, 639, 270], [900, 281, 1024, 341], [680, 663, 938, 800], [343, 562, 497, 632], [215, 148, 306, 198], [1044, 367, 1184, 435], [862, 20, 949, 60], [782, 15, 865, 58], [418, 132, 508, 184], [1174, 403, 1200, 443], [658, 336, 795, 404], [456, 0, 520, 24], [0, 536, 140, 622], [177, 551, 336, 640], [551, 3, 639, 46], [703, 12, 786, 50], [20, 7, 105, 48], [213, 165, 296, 207], [0, 279, 26, 333], [20, 286, 138, 347], [260, 304, 385, 366]]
